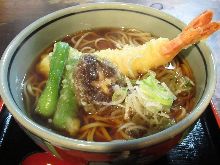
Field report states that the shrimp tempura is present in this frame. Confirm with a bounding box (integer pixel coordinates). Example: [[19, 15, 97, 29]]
[[96, 10, 220, 78], [37, 10, 220, 78]]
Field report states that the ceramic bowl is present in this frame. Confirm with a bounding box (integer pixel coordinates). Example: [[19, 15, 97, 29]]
[[0, 3, 216, 164]]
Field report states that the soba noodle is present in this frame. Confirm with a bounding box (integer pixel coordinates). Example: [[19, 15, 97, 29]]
[[23, 28, 195, 142]]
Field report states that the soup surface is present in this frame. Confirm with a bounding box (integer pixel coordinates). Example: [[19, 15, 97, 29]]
[[23, 28, 196, 142]]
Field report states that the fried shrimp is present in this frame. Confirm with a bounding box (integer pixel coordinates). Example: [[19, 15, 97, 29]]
[[36, 10, 220, 78], [96, 10, 220, 78], [161, 10, 220, 58]]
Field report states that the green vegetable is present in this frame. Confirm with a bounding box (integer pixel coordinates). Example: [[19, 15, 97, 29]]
[[53, 48, 82, 135], [138, 74, 176, 108], [112, 87, 127, 102], [35, 42, 70, 117]]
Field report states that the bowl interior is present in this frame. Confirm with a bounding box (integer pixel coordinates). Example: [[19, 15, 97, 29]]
[[0, 3, 215, 152]]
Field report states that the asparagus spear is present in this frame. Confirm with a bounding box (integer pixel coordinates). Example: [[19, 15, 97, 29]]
[[52, 48, 82, 135], [35, 42, 70, 117]]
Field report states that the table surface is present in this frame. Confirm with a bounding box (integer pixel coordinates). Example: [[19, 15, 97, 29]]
[[0, 0, 220, 164]]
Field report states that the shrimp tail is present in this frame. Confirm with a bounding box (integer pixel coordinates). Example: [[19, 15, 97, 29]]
[[161, 10, 220, 58]]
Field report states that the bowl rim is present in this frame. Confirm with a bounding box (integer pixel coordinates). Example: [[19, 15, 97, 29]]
[[0, 2, 217, 152]]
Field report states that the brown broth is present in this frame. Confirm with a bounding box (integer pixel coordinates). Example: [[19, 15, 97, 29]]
[[23, 27, 196, 141]]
